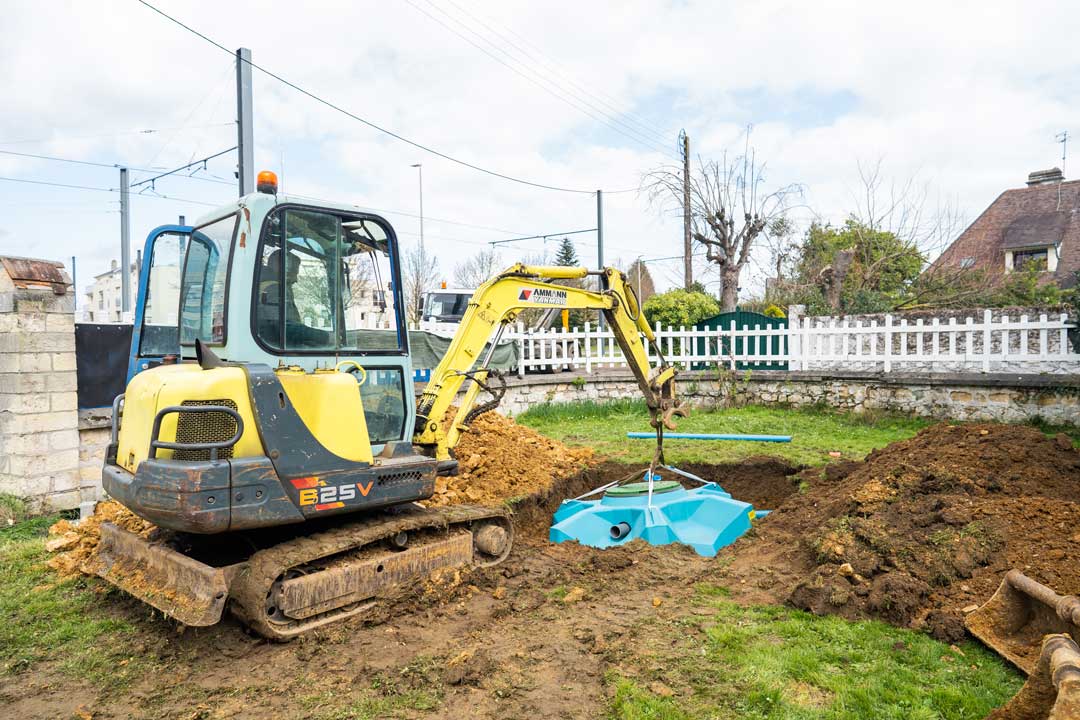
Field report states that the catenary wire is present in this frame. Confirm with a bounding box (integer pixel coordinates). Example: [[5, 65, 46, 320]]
[[136, 0, 637, 195]]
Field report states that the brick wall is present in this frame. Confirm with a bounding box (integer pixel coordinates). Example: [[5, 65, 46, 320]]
[[0, 260, 82, 510]]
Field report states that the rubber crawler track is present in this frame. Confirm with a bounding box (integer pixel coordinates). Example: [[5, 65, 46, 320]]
[[229, 503, 513, 640]]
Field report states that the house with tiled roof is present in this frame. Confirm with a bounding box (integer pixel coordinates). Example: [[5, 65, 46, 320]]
[[931, 168, 1080, 288]]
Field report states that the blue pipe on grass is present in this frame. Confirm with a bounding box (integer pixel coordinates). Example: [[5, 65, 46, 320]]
[[626, 432, 792, 443]]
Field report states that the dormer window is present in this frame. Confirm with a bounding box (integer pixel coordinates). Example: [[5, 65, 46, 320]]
[[1011, 248, 1049, 271], [1002, 212, 1064, 273]]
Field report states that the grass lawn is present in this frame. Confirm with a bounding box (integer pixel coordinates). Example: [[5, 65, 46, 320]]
[[608, 586, 1022, 720], [0, 517, 1022, 719], [517, 399, 1080, 466], [517, 400, 934, 466], [0, 513, 154, 689]]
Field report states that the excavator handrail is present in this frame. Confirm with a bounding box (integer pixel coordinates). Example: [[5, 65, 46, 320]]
[[148, 405, 245, 461]]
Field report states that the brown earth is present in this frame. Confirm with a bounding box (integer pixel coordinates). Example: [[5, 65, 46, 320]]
[[46, 501, 156, 579], [13, 459, 801, 720], [428, 410, 594, 507], [19, 421, 1079, 719], [717, 423, 1080, 645]]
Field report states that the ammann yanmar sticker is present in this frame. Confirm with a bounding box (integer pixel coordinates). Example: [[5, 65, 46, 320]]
[[518, 287, 568, 305]]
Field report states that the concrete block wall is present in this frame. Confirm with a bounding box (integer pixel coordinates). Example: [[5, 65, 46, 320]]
[[78, 409, 111, 505], [0, 260, 82, 511]]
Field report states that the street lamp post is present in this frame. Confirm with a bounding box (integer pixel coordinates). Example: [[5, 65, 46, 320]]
[[410, 163, 424, 259]]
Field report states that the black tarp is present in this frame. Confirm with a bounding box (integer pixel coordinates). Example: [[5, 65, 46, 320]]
[[75, 323, 132, 409]]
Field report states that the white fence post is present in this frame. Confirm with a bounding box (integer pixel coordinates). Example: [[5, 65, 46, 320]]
[[516, 321, 525, 378], [883, 314, 892, 373], [500, 310, 1080, 377]]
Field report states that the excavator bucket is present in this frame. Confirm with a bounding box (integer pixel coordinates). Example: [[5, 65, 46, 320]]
[[988, 634, 1080, 720], [967, 570, 1080, 674], [86, 523, 232, 627]]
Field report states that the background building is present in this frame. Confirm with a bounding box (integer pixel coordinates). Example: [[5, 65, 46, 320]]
[[82, 260, 139, 323], [932, 168, 1080, 288]]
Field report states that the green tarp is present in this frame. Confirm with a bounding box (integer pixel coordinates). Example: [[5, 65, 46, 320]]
[[407, 330, 519, 371]]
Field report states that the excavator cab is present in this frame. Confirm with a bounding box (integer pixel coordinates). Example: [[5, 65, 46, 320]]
[[107, 184, 438, 535], [131, 192, 413, 447]]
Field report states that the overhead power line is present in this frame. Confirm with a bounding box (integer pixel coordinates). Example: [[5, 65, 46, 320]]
[[136, 0, 630, 195], [488, 227, 595, 246], [404, 0, 676, 160], [131, 146, 237, 189], [0, 148, 238, 188], [0, 123, 233, 147], [435, 0, 673, 148], [0, 175, 219, 206], [0, 149, 124, 170]]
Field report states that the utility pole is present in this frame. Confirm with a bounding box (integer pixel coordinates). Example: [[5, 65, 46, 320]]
[[119, 167, 131, 315], [680, 130, 692, 289], [236, 48, 254, 196], [596, 189, 604, 330]]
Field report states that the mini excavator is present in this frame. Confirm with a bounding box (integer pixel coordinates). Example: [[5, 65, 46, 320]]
[[94, 171, 682, 639]]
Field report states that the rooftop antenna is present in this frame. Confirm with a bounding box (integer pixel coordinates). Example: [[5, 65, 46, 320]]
[[1056, 130, 1069, 210]]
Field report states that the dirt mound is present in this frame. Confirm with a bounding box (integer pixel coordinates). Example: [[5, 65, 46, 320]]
[[678, 458, 802, 511], [427, 410, 593, 507], [731, 423, 1080, 641], [45, 501, 157, 578]]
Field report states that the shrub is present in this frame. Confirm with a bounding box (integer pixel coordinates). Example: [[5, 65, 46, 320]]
[[643, 289, 720, 328], [763, 304, 786, 318]]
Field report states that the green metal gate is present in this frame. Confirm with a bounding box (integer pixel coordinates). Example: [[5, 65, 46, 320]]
[[695, 310, 789, 371]]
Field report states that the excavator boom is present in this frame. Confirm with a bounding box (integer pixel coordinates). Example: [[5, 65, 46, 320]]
[[414, 263, 682, 461]]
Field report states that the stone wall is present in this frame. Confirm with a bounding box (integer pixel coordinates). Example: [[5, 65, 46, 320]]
[[0, 259, 83, 511], [435, 369, 1080, 426], [78, 409, 111, 506]]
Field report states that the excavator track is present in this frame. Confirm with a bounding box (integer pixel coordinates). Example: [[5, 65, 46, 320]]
[[229, 503, 512, 640]]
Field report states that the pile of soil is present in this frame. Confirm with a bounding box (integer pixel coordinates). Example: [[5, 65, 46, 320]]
[[726, 423, 1080, 641], [45, 501, 156, 578], [427, 410, 593, 507]]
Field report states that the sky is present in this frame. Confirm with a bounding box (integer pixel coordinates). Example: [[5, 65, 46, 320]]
[[2, 0, 1078, 309]]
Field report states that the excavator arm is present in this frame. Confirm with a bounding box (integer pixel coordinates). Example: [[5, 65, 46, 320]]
[[414, 264, 685, 461]]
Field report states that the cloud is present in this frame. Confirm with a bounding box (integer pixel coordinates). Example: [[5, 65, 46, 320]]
[[1, 0, 1078, 305]]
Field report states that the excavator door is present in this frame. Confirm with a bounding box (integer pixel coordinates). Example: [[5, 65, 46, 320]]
[[127, 224, 190, 382]]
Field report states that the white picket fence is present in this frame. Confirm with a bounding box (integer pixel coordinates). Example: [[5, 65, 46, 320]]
[[504, 310, 1080, 376]]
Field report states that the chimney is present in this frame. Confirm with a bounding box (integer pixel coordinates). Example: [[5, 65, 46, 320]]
[[1027, 167, 1064, 186], [110, 259, 118, 271]]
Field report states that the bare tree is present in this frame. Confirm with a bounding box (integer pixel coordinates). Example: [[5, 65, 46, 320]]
[[624, 258, 656, 304], [453, 248, 502, 288], [645, 130, 801, 311], [402, 244, 439, 325], [848, 159, 966, 288]]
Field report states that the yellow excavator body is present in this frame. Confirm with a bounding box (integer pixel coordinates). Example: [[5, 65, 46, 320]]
[[96, 189, 681, 639]]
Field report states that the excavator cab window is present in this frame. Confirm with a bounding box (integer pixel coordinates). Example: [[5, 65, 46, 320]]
[[254, 207, 402, 354], [253, 206, 409, 443]]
